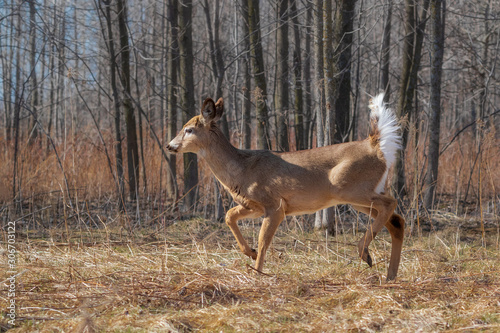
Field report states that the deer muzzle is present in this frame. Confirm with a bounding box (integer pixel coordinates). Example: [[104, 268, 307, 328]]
[[166, 142, 179, 153]]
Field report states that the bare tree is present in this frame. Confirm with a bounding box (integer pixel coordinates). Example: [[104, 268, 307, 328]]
[[380, 0, 392, 99], [46, 3, 57, 155], [11, 7, 22, 202], [314, 0, 335, 233], [313, 0, 324, 155], [117, 0, 140, 201], [55, 11, 66, 141], [240, 0, 252, 150], [178, 0, 199, 210], [333, 0, 356, 144], [423, 0, 445, 209], [323, 0, 335, 146], [248, 0, 271, 150], [393, 0, 430, 197], [100, 0, 126, 210], [203, 0, 229, 139], [291, 0, 304, 151], [203, 0, 228, 220], [275, 0, 289, 151], [166, 0, 179, 200], [0, 2, 15, 142], [303, 1, 313, 149], [28, 0, 39, 144]]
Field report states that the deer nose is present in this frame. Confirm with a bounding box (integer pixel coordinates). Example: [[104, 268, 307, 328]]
[[166, 143, 178, 153]]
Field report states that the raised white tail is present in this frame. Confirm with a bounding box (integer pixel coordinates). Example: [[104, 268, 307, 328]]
[[368, 94, 401, 194]]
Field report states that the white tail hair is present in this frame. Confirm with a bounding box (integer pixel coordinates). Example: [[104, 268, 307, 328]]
[[369, 93, 402, 193]]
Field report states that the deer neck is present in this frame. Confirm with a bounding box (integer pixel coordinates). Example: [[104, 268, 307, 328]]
[[199, 127, 244, 188]]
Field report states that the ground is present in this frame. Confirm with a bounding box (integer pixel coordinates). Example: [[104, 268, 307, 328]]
[[1, 213, 499, 332]]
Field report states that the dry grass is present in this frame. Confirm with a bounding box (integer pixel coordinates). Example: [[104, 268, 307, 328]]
[[1, 125, 499, 211], [1, 216, 499, 332]]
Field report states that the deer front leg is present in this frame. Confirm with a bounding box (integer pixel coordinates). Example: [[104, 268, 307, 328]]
[[225, 205, 262, 259], [255, 209, 285, 272]]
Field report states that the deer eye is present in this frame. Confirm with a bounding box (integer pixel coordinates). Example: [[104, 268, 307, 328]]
[[185, 128, 193, 134]]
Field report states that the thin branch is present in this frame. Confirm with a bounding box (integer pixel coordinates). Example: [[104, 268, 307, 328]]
[[440, 109, 500, 155]]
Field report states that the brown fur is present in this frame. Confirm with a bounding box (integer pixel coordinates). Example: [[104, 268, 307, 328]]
[[167, 98, 405, 281]]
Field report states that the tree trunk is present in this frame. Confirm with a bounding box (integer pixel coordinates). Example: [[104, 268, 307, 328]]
[[71, 8, 79, 140], [212, 1, 227, 221], [322, 0, 336, 234], [117, 0, 140, 201], [137, 75, 148, 195], [314, 0, 324, 149], [248, 0, 271, 150], [103, 1, 126, 211], [132, 32, 148, 196], [166, 0, 179, 201], [241, 0, 252, 150], [275, 0, 289, 151], [0, 8, 13, 142], [313, 0, 334, 233], [203, 0, 229, 139], [56, 14, 66, 141], [47, 9, 56, 155], [160, 1, 167, 139], [291, 0, 304, 151], [478, 0, 491, 127], [393, 0, 415, 199], [213, 0, 225, 101], [333, 0, 356, 144], [352, 0, 364, 141], [423, 0, 445, 210], [323, 0, 335, 146], [12, 11, 22, 202], [178, 0, 199, 210], [202, 0, 227, 220], [393, 0, 430, 198], [28, 0, 39, 144], [303, 2, 313, 149], [380, 0, 392, 99], [313, 0, 323, 229]]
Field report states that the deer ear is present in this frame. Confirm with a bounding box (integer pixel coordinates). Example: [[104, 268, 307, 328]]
[[201, 98, 217, 124], [215, 98, 224, 120]]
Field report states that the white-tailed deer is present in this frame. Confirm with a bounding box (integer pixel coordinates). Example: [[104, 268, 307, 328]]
[[166, 94, 405, 281]]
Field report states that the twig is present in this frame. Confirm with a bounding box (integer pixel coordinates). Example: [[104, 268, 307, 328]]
[[245, 263, 274, 277], [440, 109, 500, 155]]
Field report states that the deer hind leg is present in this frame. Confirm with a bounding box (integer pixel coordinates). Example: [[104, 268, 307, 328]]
[[352, 204, 405, 281], [350, 194, 398, 275], [225, 205, 262, 259], [384, 213, 405, 281], [254, 208, 286, 272]]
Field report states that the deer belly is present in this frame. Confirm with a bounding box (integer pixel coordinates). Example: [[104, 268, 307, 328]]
[[285, 198, 341, 216]]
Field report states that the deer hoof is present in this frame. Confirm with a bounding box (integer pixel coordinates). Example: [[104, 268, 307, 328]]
[[360, 247, 373, 267], [386, 272, 396, 282], [249, 248, 258, 260]]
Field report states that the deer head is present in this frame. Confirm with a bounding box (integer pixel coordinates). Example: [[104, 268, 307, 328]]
[[166, 97, 224, 154]]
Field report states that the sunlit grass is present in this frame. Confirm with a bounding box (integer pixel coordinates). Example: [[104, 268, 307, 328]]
[[1, 216, 499, 332]]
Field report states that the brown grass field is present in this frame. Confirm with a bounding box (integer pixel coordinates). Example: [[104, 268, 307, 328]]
[[1, 211, 499, 332]]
